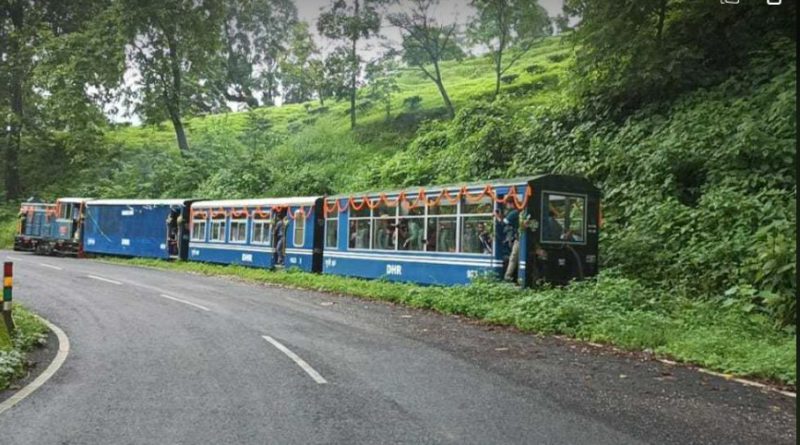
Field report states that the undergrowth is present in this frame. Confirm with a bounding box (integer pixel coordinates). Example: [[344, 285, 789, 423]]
[[102, 257, 796, 387], [0, 305, 49, 391]]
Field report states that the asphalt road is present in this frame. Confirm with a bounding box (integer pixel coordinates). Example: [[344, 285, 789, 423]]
[[0, 251, 794, 444]]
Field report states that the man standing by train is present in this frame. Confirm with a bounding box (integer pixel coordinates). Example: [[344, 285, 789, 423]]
[[274, 213, 287, 266], [495, 206, 530, 282]]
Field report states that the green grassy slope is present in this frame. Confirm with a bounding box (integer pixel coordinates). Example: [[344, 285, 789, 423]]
[[108, 37, 571, 158]]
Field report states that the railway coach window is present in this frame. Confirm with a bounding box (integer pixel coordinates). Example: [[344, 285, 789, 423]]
[[428, 200, 456, 252], [399, 204, 424, 251], [461, 197, 494, 254], [348, 206, 371, 249], [293, 211, 306, 247], [229, 219, 247, 243], [542, 192, 586, 244], [191, 217, 207, 241], [59, 203, 72, 220], [325, 219, 338, 249], [372, 203, 397, 251], [210, 216, 226, 242], [251, 214, 272, 245]]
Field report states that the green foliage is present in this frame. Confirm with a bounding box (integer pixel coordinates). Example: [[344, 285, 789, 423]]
[[563, 0, 797, 117], [0, 305, 48, 390], [0, 205, 19, 249]]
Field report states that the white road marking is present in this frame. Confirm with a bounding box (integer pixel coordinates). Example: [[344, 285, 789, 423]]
[[38, 263, 63, 271], [159, 294, 210, 312], [262, 335, 327, 384], [87, 275, 122, 285], [5, 255, 24, 261], [0, 315, 70, 416]]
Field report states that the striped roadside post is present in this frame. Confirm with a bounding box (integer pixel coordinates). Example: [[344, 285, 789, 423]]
[[2, 262, 14, 335]]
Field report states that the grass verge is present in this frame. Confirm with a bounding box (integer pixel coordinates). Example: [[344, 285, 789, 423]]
[[102, 257, 796, 387], [0, 305, 49, 390]]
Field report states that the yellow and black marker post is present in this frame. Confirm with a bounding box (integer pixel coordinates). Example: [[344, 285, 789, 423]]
[[2, 262, 14, 336]]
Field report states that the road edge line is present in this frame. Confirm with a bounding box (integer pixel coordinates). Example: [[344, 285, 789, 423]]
[[0, 315, 70, 415]]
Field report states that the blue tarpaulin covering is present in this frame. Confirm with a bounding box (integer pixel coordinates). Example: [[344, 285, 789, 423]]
[[84, 199, 187, 259]]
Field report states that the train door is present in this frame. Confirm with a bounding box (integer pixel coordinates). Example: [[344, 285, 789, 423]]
[[272, 209, 288, 267], [177, 204, 192, 261], [166, 208, 180, 259], [526, 175, 600, 286], [311, 198, 324, 273]]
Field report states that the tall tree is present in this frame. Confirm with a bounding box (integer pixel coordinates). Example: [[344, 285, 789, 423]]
[[0, 0, 124, 200], [364, 57, 400, 120], [308, 58, 330, 106], [317, 0, 387, 129], [280, 22, 320, 105], [467, 0, 551, 99], [388, 0, 463, 119], [322, 46, 358, 102], [2, 0, 26, 199], [221, 0, 297, 108], [121, 0, 225, 154]]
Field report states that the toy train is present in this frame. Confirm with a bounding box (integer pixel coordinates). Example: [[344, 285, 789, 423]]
[[13, 175, 600, 286]]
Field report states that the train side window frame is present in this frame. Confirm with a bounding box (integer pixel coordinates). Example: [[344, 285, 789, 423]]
[[190, 217, 207, 242], [209, 215, 226, 243], [59, 203, 72, 220], [348, 206, 372, 250], [427, 194, 458, 253], [540, 191, 588, 245], [459, 195, 495, 255], [228, 219, 248, 244], [371, 202, 398, 251], [251, 213, 272, 246], [325, 217, 338, 249], [293, 210, 305, 247]]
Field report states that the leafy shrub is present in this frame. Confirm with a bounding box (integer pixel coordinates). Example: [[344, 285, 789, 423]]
[[524, 64, 546, 74], [546, 52, 568, 63], [500, 74, 519, 84], [1, 305, 47, 390], [402, 95, 422, 111]]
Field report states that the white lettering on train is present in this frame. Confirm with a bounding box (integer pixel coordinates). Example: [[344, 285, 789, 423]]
[[386, 264, 402, 276]]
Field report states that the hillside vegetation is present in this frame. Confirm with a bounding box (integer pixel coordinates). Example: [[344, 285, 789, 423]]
[[3, 32, 795, 384]]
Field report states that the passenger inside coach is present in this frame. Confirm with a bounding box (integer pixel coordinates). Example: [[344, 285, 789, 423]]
[[403, 219, 423, 250]]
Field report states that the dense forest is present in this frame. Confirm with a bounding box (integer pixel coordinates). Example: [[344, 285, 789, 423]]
[[0, 1, 796, 378]]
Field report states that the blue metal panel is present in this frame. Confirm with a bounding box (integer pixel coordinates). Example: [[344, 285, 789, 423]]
[[323, 251, 503, 285], [189, 243, 274, 268], [84, 203, 181, 259]]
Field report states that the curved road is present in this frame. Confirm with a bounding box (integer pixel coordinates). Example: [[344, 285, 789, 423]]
[[0, 251, 794, 444]]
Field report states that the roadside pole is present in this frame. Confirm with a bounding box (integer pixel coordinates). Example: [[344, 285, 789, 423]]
[[2, 262, 14, 337]]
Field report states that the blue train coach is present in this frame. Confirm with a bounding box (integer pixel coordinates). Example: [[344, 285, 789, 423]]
[[83, 199, 193, 260], [187, 197, 324, 272], [322, 175, 600, 286]]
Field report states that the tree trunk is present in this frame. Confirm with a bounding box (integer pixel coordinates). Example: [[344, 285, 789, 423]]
[[432, 62, 455, 119], [349, 0, 359, 130], [493, 51, 503, 100], [655, 0, 668, 46], [5, 0, 24, 200], [168, 108, 189, 154], [165, 25, 189, 154]]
